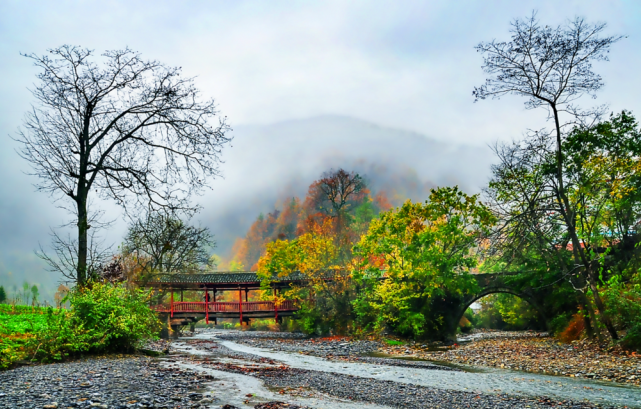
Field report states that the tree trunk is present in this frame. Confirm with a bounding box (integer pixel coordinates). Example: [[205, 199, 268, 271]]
[[578, 292, 596, 340], [587, 270, 619, 340], [550, 105, 617, 341], [77, 193, 88, 287]]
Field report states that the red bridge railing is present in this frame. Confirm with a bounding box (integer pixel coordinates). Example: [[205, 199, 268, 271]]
[[151, 300, 298, 313]]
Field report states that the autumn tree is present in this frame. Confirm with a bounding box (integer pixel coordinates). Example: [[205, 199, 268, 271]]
[[354, 187, 496, 339], [16, 46, 230, 286], [304, 169, 372, 261], [475, 13, 624, 340], [257, 219, 354, 334], [305, 169, 366, 218]]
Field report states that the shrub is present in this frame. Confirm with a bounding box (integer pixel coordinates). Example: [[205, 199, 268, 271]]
[[602, 272, 641, 350], [558, 313, 585, 343], [1, 282, 161, 368], [293, 303, 325, 335], [548, 311, 573, 336], [248, 319, 280, 332]]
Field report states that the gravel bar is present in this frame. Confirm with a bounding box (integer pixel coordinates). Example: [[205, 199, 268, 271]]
[[0, 355, 215, 409]]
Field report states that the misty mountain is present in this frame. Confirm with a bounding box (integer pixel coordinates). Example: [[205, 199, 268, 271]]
[[199, 115, 497, 257]]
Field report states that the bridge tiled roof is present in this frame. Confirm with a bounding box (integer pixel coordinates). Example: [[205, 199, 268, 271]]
[[146, 271, 306, 284], [144, 270, 342, 287]]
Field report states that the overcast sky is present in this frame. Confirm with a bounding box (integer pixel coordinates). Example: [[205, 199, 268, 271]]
[[0, 1, 639, 298]]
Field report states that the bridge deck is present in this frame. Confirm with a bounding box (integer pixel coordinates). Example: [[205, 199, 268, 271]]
[[153, 300, 300, 323]]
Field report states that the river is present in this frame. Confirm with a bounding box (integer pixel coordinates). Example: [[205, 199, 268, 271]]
[[169, 330, 641, 408]]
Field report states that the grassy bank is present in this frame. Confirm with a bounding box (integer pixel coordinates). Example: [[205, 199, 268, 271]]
[[0, 305, 50, 368], [0, 282, 160, 369]]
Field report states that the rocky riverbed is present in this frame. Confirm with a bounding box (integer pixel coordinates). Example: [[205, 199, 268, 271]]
[[1, 330, 639, 408], [215, 332, 381, 358], [379, 334, 641, 387], [0, 355, 216, 408], [180, 335, 604, 408]]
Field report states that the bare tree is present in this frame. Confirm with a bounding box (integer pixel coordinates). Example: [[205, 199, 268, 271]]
[[16, 46, 231, 286], [123, 212, 214, 280], [38, 228, 110, 283], [308, 169, 366, 218], [475, 13, 623, 339]]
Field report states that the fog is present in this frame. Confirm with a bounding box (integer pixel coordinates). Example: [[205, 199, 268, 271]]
[[0, 1, 639, 301]]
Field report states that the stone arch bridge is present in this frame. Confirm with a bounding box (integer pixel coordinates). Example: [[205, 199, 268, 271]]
[[440, 272, 550, 340]]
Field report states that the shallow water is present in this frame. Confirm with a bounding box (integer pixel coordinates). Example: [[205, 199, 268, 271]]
[[189, 331, 641, 408], [167, 342, 393, 408]]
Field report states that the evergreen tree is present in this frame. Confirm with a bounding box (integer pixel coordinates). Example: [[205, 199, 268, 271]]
[[0, 285, 6, 303]]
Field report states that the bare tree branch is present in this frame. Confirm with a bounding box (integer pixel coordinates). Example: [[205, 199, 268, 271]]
[[15, 46, 231, 286]]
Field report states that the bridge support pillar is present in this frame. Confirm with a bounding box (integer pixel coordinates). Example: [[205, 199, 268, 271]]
[[160, 326, 170, 339], [159, 313, 170, 339]]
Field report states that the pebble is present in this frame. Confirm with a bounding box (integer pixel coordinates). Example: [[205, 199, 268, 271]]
[[384, 334, 641, 386], [0, 355, 213, 409]]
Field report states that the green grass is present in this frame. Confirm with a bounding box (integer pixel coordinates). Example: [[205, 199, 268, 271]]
[[0, 305, 50, 335], [384, 339, 405, 346], [0, 305, 52, 368]]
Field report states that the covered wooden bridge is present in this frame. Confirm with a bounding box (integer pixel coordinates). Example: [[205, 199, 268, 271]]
[[142, 271, 319, 334]]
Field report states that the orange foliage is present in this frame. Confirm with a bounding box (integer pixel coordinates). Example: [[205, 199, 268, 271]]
[[227, 169, 393, 270], [374, 191, 393, 212], [559, 313, 586, 343]]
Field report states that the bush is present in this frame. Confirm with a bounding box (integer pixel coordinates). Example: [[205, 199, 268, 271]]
[[548, 311, 573, 336], [603, 272, 641, 350], [1, 282, 161, 368], [248, 319, 280, 332], [558, 313, 585, 343], [294, 303, 326, 335]]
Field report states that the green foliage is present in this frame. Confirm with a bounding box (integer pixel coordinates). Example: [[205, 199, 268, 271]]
[[0, 306, 49, 334], [258, 224, 355, 335], [353, 186, 496, 339], [0, 282, 160, 368], [487, 111, 641, 341], [472, 294, 541, 331], [602, 271, 641, 350], [293, 303, 326, 335], [384, 339, 405, 346], [548, 311, 574, 336], [0, 306, 50, 369], [0, 286, 6, 303]]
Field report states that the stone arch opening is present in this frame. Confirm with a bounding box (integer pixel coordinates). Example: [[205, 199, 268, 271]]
[[456, 288, 548, 334]]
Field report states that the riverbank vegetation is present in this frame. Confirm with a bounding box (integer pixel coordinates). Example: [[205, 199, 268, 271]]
[[0, 282, 159, 369], [233, 111, 641, 348]]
